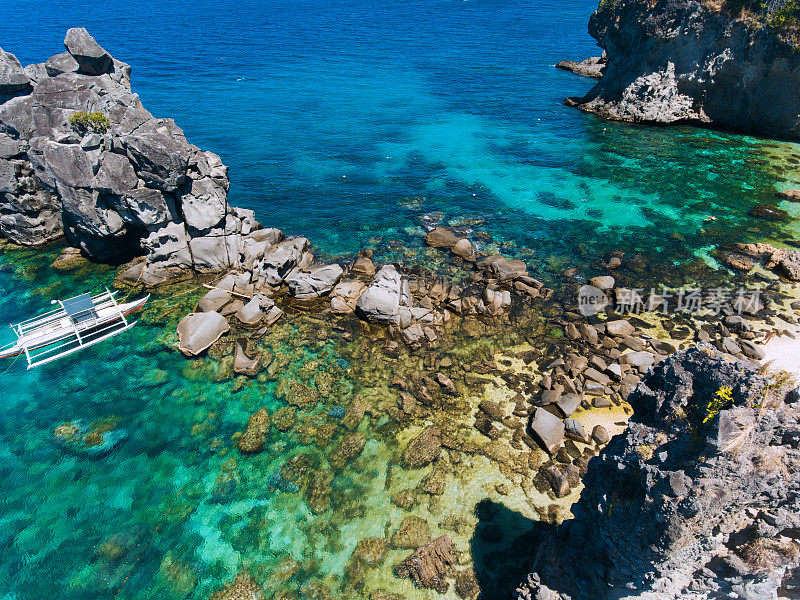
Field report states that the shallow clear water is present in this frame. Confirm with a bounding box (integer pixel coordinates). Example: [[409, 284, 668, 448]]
[[2, 1, 800, 599]]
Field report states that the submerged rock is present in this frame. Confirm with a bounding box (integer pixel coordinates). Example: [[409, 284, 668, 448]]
[[209, 571, 263, 600], [396, 535, 456, 593], [748, 203, 790, 222], [391, 516, 432, 549], [401, 427, 443, 469], [237, 408, 270, 454], [328, 431, 366, 470], [53, 418, 126, 457]]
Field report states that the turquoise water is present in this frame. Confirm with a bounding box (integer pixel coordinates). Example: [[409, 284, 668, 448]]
[[3, 1, 800, 599]]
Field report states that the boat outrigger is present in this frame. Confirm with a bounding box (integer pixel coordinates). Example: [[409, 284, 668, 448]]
[[0, 288, 149, 370]]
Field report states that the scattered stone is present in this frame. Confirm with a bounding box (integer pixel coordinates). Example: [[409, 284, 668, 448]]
[[556, 394, 582, 418], [589, 275, 615, 290], [592, 397, 612, 408], [605, 319, 634, 337], [591, 424, 610, 445], [528, 408, 565, 454], [564, 418, 590, 443]]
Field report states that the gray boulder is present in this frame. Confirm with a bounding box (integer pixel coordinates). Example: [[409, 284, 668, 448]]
[[476, 254, 528, 281], [330, 279, 366, 314], [176, 311, 230, 356], [44, 52, 79, 77], [64, 28, 112, 75], [528, 408, 565, 454], [0, 48, 32, 95], [355, 264, 411, 324], [777, 249, 800, 281], [259, 237, 309, 285], [286, 263, 344, 299]]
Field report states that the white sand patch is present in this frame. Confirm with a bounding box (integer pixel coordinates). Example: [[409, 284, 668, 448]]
[[759, 329, 800, 379]]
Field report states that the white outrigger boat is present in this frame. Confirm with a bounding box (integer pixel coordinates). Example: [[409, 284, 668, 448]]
[[0, 288, 149, 369]]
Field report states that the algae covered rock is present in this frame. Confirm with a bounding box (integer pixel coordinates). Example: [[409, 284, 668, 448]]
[[237, 407, 270, 454], [328, 431, 366, 471], [351, 536, 389, 567], [272, 406, 297, 432], [53, 418, 127, 457], [401, 426, 442, 469], [209, 571, 263, 600], [390, 516, 432, 549], [395, 535, 456, 593]]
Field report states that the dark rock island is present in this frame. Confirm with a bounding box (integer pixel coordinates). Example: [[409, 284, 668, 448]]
[[565, 0, 800, 139]]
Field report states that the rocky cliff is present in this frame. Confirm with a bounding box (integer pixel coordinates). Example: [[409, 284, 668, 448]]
[[0, 28, 258, 285], [569, 0, 800, 139], [515, 346, 800, 600]]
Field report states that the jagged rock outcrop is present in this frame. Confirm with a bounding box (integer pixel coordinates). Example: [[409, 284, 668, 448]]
[[0, 28, 258, 284], [516, 345, 800, 600], [567, 0, 800, 139]]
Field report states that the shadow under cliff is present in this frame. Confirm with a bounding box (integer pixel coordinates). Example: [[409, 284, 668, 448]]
[[470, 498, 555, 600]]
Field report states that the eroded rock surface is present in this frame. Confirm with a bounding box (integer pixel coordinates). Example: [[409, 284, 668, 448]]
[[516, 345, 800, 600], [0, 29, 258, 283], [567, 0, 800, 140]]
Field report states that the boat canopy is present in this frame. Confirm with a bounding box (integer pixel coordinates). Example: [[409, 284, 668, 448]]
[[5, 288, 140, 370]]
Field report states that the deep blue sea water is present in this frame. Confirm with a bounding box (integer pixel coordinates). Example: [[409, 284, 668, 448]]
[[2, 2, 800, 599]]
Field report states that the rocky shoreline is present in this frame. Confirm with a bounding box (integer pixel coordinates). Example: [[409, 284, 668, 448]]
[[3, 28, 800, 600]]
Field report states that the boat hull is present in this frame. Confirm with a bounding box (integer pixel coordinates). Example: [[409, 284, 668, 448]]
[[0, 294, 149, 360]]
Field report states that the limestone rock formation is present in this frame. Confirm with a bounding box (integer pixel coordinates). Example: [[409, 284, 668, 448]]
[[515, 345, 800, 600], [567, 0, 800, 140], [0, 29, 258, 284]]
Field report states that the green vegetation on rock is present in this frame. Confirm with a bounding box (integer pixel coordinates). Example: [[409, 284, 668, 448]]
[[68, 110, 111, 134]]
